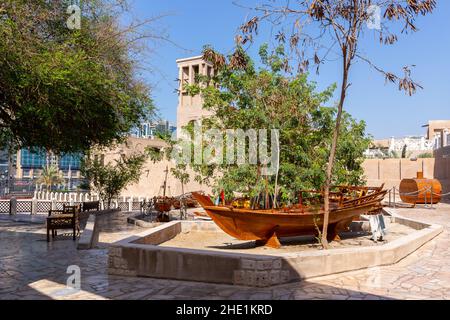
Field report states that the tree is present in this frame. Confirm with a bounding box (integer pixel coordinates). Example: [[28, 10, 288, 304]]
[[37, 165, 64, 191], [146, 137, 193, 199], [401, 144, 408, 159], [171, 164, 191, 196], [81, 153, 146, 209], [0, 0, 156, 154], [182, 46, 370, 207], [235, 0, 435, 247]]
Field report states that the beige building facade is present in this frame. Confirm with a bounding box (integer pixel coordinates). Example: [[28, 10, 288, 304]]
[[103, 137, 210, 198], [424, 120, 450, 149]]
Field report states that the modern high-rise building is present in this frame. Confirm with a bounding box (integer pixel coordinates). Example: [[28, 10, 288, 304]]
[[130, 120, 176, 139], [0, 148, 83, 195], [176, 56, 214, 136], [0, 149, 9, 178], [14, 149, 82, 180]]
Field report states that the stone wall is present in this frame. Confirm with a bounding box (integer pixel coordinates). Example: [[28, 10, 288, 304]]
[[121, 156, 450, 197], [120, 159, 210, 198], [108, 221, 291, 287], [362, 158, 450, 193], [102, 137, 450, 198], [102, 137, 211, 198], [107, 218, 443, 287]]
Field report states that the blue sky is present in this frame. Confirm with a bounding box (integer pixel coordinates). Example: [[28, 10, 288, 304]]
[[130, 0, 450, 139]]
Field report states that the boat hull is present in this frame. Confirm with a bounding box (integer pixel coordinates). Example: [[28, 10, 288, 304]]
[[192, 191, 386, 248]]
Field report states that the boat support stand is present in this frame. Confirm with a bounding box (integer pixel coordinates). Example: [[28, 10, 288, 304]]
[[255, 226, 281, 249]]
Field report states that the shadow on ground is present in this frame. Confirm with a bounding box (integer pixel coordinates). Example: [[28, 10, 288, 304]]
[[0, 220, 395, 300]]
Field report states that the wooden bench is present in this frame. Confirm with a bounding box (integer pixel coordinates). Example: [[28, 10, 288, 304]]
[[46, 204, 81, 242]]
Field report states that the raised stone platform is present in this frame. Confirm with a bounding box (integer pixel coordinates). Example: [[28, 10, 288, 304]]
[[108, 214, 443, 287]]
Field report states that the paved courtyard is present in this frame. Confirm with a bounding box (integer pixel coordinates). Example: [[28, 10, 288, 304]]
[[0, 204, 449, 300]]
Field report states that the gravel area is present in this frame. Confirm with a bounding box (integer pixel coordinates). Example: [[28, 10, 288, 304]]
[[160, 220, 416, 254]]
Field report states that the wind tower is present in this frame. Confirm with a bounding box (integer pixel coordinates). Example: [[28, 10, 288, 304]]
[[176, 56, 214, 137]]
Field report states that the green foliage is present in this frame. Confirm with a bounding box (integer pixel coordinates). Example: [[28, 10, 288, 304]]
[[183, 45, 371, 203], [171, 164, 190, 195], [401, 145, 408, 159], [145, 137, 192, 194], [36, 165, 64, 190], [81, 153, 146, 208], [170, 164, 190, 186], [147, 147, 165, 164], [376, 148, 413, 159], [417, 152, 433, 158], [0, 0, 154, 153]]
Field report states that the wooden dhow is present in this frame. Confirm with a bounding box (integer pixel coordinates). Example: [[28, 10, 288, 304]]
[[192, 187, 387, 248]]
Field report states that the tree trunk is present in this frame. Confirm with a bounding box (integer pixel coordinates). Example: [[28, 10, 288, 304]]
[[321, 51, 349, 249], [181, 182, 185, 220], [45, 150, 51, 170]]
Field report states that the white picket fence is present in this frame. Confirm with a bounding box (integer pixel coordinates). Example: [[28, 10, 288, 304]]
[[33, 190, 153, 204], [0, 191, 151, 215]]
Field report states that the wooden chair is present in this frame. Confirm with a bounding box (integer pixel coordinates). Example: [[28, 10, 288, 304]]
[[46, 204, 81, 242]]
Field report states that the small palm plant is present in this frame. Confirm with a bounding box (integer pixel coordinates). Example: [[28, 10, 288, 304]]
[[37, 165, 64, 191]]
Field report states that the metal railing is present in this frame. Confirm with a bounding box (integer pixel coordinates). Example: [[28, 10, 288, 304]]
[[0, 198, 144, 215], [387, 186, 450, 209]]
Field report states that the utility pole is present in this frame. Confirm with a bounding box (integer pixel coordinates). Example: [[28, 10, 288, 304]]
[[68, 164, 72, 191], [7, 150, 15, 196], [162, 166, 168, 197]]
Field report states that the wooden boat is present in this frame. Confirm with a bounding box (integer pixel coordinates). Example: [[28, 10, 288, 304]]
[[171, 195, 200, 209], [154, 197, 172, 213], [193, 211, 211, 220], [299, 184, 385, 206], [400, 172, 441, 205], [192, 188, 387, 248], [152, 166, 173, 222]]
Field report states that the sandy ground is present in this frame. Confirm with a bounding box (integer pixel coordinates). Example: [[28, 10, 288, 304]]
[[159, 221, 416, 254]]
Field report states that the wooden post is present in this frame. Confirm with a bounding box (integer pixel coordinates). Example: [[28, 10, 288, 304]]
[[128, 197, 133, 212], [393, 187, 396, 208], [9, 197, 17, 216], [377, 159, 380, 180], [430, 185, 433, 209], [388, 189, 391, 207], [31, 198, 38, 215]]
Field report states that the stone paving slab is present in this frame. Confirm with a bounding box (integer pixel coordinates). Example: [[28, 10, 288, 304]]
[[0, 204, 449, 300], [0, 213, 46, 224]]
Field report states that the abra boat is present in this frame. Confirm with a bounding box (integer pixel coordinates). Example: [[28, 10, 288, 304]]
[[192, 187, 387, 248]]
